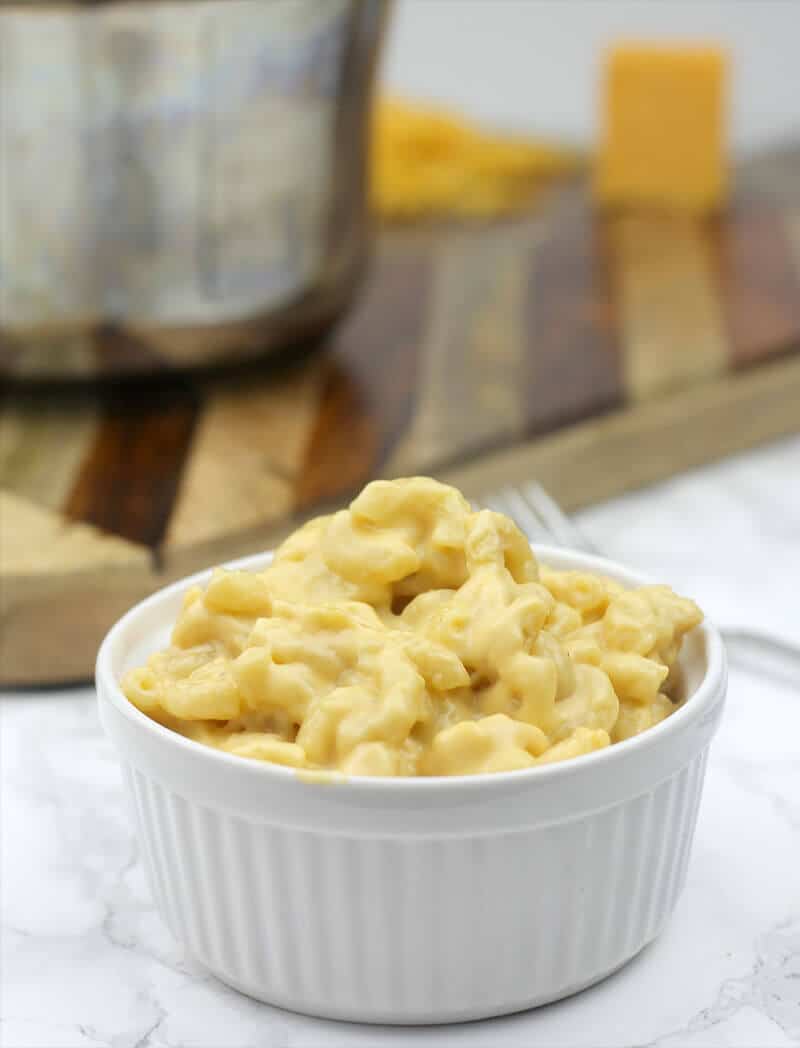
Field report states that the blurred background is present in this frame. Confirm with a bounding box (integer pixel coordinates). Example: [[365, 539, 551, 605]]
[[384, 0, 799, 150], [2, 0, 800, 685]]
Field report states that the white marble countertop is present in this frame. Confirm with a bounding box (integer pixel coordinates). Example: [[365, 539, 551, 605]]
[[4, 436, 800, 1048]]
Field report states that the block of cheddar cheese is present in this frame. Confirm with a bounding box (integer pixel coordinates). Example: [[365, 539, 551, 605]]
[[596, 43, 728, 213]]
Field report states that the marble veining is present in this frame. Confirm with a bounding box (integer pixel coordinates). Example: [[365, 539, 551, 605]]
[[640, 919, 800, 1047], [3, 435, 800, 1048]]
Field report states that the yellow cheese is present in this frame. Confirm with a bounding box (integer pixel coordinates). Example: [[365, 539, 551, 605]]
[[371, 97, 582, 220], [596, 44, 728, 213]]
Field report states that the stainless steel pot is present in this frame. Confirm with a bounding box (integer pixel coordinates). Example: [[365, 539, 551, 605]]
[[0, 0, 387, 379]]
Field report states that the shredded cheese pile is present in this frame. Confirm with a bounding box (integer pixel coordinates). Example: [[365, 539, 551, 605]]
[[371, 97, 583, 221]]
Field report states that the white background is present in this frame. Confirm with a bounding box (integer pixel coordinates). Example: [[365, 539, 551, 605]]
[[382, 0, 800, 151]]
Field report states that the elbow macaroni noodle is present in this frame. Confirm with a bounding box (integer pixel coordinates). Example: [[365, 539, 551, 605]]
[[123, 478, 703, 777]]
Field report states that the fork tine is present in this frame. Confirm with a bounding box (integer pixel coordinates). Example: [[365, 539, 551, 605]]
[[519, 482, 599, 554], [485, 482, 800, 682], [479, 491, 512, 518], [479, 483, 598, 553], [500, 487, 554, 543], [481, 487, 554, 544]]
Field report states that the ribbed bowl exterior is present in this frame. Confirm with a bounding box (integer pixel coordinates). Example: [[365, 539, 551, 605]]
[[122, 748, 709, 1023], [98, 546, 726, 1024]]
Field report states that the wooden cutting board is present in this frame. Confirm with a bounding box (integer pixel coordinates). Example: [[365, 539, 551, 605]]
[[3, 146, 800, 685]]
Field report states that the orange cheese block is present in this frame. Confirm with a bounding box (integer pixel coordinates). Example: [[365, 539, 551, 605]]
[[596, 43, 728, 213]]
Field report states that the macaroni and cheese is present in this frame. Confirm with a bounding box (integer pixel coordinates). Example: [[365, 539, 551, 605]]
[[123, 478, 703, 777]]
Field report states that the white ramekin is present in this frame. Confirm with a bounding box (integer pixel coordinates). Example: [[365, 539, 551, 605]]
[[96, 546, 727, 1025]]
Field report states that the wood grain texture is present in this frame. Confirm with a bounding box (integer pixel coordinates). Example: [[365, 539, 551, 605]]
[[714, 201, 800, 366], [386, 220, 536, 474], [166, 362, 324, 549], [0, 563, 157, 685], [523, 192, 623, 433], [612, 213, 727, 400], [64, 383, 198, 549], [0, 397, 99, 510], [296, 238, 429, 509], [0, 491, 149, 576], [782, 209, 800, 290], [442, 351, 800, 514]]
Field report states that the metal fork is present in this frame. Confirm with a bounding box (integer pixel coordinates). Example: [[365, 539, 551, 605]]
[[482, 482, 800, 685]]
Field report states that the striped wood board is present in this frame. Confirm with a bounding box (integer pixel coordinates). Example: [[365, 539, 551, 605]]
[[3, 146, 800, 684]]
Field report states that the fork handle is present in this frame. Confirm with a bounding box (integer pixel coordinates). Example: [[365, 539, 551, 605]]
[[721, 628, 800, 686]]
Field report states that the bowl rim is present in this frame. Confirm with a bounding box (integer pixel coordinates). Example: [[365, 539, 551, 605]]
[[96, 544, 727, 794]]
